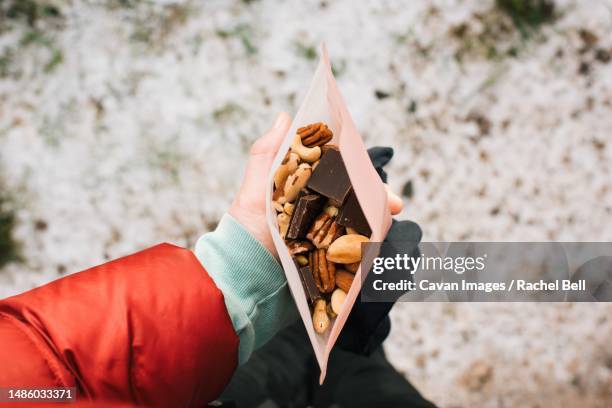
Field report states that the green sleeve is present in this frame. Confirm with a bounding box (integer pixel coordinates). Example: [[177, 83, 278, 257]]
[[194, 213, 297, 364]]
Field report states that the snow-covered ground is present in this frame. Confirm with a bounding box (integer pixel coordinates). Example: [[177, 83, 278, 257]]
[[1, 1, 611, 406]]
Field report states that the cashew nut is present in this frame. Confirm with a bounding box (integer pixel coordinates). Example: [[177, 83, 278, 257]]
[[330, 288, 347, 316], [274, 152, 300, 189], [326, 302, 337, 318], [291, 134, 321, 163], [282, 163, 311, 203], [323, 205, 338, 217], [277, 212, 290, 239]]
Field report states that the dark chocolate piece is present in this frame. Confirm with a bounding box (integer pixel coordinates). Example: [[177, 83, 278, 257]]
[[307, 148, 352, 206], [298, 265, 321, 304], [337, 189, 372, 237], [286, 193, 326, 239], [321, 144, 339, 154], [292, 188, 314, 209]]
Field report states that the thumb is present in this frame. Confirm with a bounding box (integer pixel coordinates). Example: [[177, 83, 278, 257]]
[[229, 113, 291, 255], [238, 112, 292, 207], [384, 184, 404, 215], [249, 112, 292, 157]]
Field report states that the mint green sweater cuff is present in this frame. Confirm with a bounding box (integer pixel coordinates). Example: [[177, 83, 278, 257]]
[[194, 213, 296, 364]]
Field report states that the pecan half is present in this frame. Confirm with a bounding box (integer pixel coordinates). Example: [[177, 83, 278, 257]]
[[306, 213, 341, 249], [298, 122, 333, 147], [310, 248, 336, 293], [286, 240, 314, 255]]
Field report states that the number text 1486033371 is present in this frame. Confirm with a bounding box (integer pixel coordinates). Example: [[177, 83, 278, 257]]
[[0, 387, 76, 402]]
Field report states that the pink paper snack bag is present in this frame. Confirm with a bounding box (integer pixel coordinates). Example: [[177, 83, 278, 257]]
[[266, 45, 392, 383]]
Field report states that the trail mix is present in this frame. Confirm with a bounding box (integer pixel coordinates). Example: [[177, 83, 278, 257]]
[[272, 122, 371, 334]]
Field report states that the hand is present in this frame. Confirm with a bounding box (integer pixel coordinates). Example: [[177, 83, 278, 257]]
[[229, 113, 404, 256], [337, 147, 423, 355]]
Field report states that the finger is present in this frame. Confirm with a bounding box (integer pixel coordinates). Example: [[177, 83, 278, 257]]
[[367, 146, 394, 169], [249, 112, 292, 157], [385, 184, 404, 215], [239, 112, 292, 204]]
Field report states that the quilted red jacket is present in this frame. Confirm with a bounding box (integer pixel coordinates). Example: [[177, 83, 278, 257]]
[[0, 243, 239, 407]]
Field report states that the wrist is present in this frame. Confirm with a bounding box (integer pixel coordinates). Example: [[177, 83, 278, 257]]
[[228, 199, 276, 257], [194, 213, 295, 363]]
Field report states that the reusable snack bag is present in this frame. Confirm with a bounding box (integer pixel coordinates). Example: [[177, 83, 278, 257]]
[[266, 45, 392, 382]]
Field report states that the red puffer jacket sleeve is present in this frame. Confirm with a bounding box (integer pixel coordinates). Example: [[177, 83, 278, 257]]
[[0, 243, 239, 407]]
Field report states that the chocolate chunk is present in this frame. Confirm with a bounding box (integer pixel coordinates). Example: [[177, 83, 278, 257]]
[[298, 265, 321, 304], [295, 187, 312, 202], [287, 193, 326, 239], [337, 189, 372, 237], [307, 148, 351, 206], [321, 144, 339, 154]]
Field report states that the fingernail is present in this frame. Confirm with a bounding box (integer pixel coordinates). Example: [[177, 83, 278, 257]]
[[272, 113, 287, 130]]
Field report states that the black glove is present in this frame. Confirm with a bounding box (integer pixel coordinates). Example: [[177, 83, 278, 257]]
[[337, 147, 422, 355]]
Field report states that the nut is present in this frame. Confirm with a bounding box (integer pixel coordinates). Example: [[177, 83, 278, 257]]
[[326, 234, 369, 264], [306, 213, 341, 249], [345, 262, 360, 273], [335, 269, 354, 293], [295, 255, 309, 266], [287, 240, 314, 255], [281, 163, 312, 203], [277, 213, 290, 239], [291, 134, 321, 163], [272, 200, 284, 213], [272, 185, 284, 201], [323, 205, 338, 217], [310, 248, 336, 293], [283, 202, 295, 215], [313, 299, 330, 334], [297, 122, 333, 147], [330, 288, 347, 315], [326, 302, 337, 318], [274, 152, 300, 189]]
